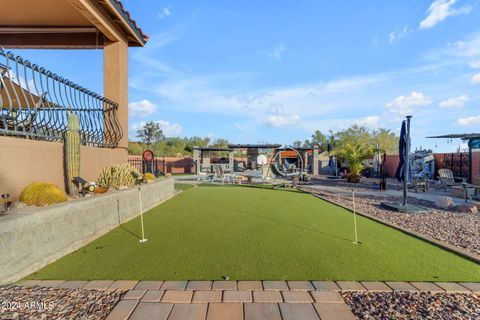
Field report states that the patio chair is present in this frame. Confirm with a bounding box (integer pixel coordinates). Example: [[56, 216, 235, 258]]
[[212, 164, 235, 184], [437, 168, 461, 191]]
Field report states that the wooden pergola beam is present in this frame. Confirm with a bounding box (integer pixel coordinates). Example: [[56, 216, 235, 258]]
[[66, 0, 126, 43], [0, 33, 104, 49]]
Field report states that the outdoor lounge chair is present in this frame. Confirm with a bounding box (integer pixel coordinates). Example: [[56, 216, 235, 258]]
[[437, 168, 461, 191], [212, 164, 235, 184]]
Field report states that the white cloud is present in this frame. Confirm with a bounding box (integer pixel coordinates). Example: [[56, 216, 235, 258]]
[[470, 61, 480, 68], [456, 115, 480, 126], [263, 113, 300, 127], [128, 99, 157, 118], [354, 115, 381, 128], [439, 95, 469, 108], [386, 91, 432, 115], [269, 43, 286, 61], [388, 26, 411, 43], [420, 0, 472, 30], [472, 72, 480, 84], [131, 120, 183, 137], [158, 7, 171, 19]]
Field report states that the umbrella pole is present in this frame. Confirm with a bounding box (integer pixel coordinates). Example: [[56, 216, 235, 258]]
[[403, 116, 412, 206]]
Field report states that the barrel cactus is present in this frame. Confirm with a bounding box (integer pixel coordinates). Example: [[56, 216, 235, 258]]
[[20, 182, 68, 207], [97, 164, 141, 189], [144, 172, 156, 182]]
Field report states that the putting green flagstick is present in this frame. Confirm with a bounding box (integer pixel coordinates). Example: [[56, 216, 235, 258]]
[[352, 189, 358, 245], [138, 188, 148, 243]]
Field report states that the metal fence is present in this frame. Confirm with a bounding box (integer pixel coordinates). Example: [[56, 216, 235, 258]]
[[0, 48, 122, 147], [435, 152, 470, 178]]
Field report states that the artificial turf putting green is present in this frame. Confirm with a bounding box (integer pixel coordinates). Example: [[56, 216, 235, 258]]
[[28, 184, 480, 281]]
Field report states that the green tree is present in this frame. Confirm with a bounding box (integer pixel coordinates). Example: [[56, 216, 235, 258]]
[[210, 138, 229, 148], [292, 140, 303, 148], [136, 121, 165, 147], [373, 128, 399, 154]]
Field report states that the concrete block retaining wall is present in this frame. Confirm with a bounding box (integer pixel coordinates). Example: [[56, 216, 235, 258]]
[[0, 178, 175, 285]]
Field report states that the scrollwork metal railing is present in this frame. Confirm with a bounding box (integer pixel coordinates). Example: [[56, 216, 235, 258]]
[[0, 48, 122, 147]]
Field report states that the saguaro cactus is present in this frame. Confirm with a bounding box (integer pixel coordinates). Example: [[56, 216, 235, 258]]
[[65, 112, 80, 195]]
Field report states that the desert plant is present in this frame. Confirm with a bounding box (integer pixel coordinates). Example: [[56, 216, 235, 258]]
[[20, 182, 68, 207], [97, 164, 141, 189], [334, 142, 373, 183], [64, 112, 80, 195], [144, 172, 156, 181]]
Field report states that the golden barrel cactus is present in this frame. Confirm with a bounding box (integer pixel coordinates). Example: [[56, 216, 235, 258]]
[[20, 182, 68, 207], [144, 172, 156, 181]]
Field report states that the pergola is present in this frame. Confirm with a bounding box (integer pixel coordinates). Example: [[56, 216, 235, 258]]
[[427, 133, 480, 183], [0, 0, 148, 149]]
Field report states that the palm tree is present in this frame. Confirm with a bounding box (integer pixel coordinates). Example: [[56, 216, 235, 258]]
[[334, 142, 373, 183]]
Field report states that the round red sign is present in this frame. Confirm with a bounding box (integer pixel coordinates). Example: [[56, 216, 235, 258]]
[[143, 149, 154, 162]]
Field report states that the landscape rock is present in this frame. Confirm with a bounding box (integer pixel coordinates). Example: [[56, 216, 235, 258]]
[[454, 204, 478, 214], [435, 196, 454, 210]]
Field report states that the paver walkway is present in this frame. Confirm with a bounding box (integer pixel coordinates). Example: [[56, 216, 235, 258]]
[[17, 280, 478, 319]]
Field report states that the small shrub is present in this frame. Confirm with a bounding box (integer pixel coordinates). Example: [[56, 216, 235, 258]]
[[144, 172, 156, 181], [97, 164, 141, 189], [20, 182, 68, 207]]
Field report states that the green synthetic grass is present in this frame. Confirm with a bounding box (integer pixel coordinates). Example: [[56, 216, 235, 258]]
[[27, 184, 480, 281]]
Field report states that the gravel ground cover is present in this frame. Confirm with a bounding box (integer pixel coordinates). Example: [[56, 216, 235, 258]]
[[301, 184, 480, 255], [342, 291, 480, 319], [0, 285, 123, 320]]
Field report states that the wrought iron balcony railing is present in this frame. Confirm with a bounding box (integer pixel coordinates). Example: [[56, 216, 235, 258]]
[[0, 48, 123, 147]]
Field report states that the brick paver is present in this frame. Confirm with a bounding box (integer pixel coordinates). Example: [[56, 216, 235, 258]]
[[238, 281, 263, 290], [168, 303, 207, 320], [223, 290, 252, 303], [192, 290, 222, 303], [279, 303, 320, 320], [207, 303, 243, 320], [109, 281, 139, 290], [244, 303, 281, 320], [128, 302, 172, 320], [314, 302, 356, 320], [83, 280, 114, 290], [282, 291, 313, 303], [385, 281, 418, 292], [253, 290, 283, 303], [122, 289, 146, 300], [141, 290, 164, 302], [161, 290, 193, 303], [36, 280, 65, 288], [105, 300, 138, 320], [361, 281, 392, 292], [187, 281, 212, 290], [435, 282, 471, 293], [336, 281, 366, 291], [410, 282, 445, 293], [33, 280, 476, 319], [212, 281, 237, 290], [287, 281, 314, 291], [310, 291, 344, 303], [459, 282, 480, 294], [263, 281, 288, 291], [57, 281, 88, 289], [134, 281, 163, 290], [161, 281, 188, 290], [17, 280, 40, 287], [311, 281, 340, 291]]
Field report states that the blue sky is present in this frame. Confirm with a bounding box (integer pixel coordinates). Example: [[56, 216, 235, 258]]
[[14, 0, 480, 152]]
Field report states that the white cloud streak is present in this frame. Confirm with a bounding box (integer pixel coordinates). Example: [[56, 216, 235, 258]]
[[420, 0, 472, 30], [456, 115, 480, 126], [438, 95, 469, 108]]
